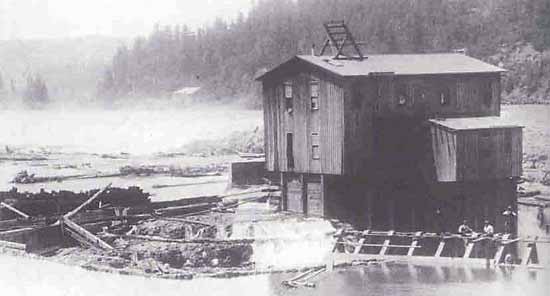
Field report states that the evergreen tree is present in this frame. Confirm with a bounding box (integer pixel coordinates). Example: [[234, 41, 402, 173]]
[[23, 74, 49, 108], [97, 0, 550, 105]]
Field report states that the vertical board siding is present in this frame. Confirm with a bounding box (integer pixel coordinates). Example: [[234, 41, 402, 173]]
[[431, 126, 457, 181], [263, 83, 277, 171], [321, 79, 344, 174], [267, 72, 344, 175], [433, 126, 522, 181]]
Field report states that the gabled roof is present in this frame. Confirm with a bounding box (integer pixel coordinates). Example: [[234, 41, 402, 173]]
[[256, 53, 505, 80], [429, 117, 523, 131]]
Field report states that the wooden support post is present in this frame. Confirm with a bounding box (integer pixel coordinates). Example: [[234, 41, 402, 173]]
[[354, 238, 365, 254], [435, 240, 446, 257], [0, 202, 30, 219], [280, 173, 286, 211], [463, 242, 475, 258], [300, 174, 306, 215], [407, 240, 419, 257], [493, 234, 510, 264], [379, 231, 393, 255], [522, 238, 538, 266]]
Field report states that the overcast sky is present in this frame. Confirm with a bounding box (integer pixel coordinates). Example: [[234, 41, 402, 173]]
[[0, 0, 251, 40]]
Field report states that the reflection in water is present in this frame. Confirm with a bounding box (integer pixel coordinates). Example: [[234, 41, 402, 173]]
[[1, 248, 548, 295], [269, 263, 549, 296]]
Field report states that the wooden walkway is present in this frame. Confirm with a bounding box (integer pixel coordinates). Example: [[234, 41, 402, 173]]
[[330, 229, 546, 268]]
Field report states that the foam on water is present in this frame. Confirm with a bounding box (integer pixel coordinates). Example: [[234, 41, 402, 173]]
[[0, 107, 261, 155], [230, 218, 336, 270]]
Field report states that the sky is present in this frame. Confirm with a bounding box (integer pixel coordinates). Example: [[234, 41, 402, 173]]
[[0, 0, 252, 40]]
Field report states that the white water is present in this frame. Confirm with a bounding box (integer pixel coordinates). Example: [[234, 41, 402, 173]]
[[230, 218, 336, 270], [0, 106, 262, 155]]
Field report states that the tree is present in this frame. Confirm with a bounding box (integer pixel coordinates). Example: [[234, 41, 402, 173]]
[[23, 74, 49, 108], [532, 0, 550, 52]]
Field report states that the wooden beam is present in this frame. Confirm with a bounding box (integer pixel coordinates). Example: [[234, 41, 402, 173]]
[[64, 183, 112, 219], [62, 217, 113, 251], [0, 202, 30, 219], [354, 238, 365, 254], [435, 240, 446, 257], [407, 240, 419, 256], [0, 239, 26, 250], [463, 242, 475, 258]]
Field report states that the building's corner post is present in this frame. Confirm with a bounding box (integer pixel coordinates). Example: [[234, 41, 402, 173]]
[[321, 174, 327, 218], [280, 172, 287, 211], [300, 174, 306, 215]]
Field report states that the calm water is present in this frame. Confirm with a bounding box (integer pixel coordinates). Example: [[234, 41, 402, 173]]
[[1, 254, 548, 296]]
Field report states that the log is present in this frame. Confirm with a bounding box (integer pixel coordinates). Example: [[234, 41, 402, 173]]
[[152, 179, 226, 189], [0, 239, 26, 250], [62, 217, 113, 251], [64, 183, 112, 219], [101, 233, 254, 244], [0, 202, 30, 219]]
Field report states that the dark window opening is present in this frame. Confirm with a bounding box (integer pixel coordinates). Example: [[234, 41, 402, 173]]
[[310, 80, 320, 110], [483, 82, 493, 107], [440, 86, 451, 105], [287, 133, 294, 169], [312, 145, 320, 160], [311, 97, 319, 110], [396, 82, 408, 106], [311, 132, 320, 160], [284, 82, 293, 113]]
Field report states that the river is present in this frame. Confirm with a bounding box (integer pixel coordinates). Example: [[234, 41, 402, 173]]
[[0, 104, 549, 295], [1, 254, 547, 296]]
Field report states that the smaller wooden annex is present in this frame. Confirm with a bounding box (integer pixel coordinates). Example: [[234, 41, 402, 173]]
[[256, 22, 523, 233]]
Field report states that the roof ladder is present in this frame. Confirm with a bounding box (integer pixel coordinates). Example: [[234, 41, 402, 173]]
[[319, 21, 365, 60]]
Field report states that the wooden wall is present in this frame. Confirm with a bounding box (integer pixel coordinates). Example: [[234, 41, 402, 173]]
[[262, 69, 344, 175], [372, 73, 501, 118], [343, 73, 501, 177], [431, 126, 522, 182], [431, 126, 458, 181]]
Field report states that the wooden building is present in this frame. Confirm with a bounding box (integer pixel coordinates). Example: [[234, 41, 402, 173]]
[[256, 23, 523, 232]]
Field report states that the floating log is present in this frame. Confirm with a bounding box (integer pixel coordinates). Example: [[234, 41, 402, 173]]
[[0, 186, 151, 220], [152, 179, 226, 189]]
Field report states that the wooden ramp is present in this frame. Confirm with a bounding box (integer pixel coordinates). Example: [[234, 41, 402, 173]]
[[61, 218, 113, 251]]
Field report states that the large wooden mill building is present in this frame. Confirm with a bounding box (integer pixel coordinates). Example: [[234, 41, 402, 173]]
[[256, 22, 523, 233]]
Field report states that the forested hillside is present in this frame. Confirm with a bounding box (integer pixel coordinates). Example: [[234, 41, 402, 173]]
[[98, 0, 550, 107], [0, 36, 124, 108]]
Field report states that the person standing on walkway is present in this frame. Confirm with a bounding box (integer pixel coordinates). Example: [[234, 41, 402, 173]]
[[483, 220, 494, 236], [458, 219, 473, 236], [502, 205, 517, 234]]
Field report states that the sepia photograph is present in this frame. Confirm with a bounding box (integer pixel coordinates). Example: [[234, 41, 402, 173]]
[[0, 0, 549, 295]]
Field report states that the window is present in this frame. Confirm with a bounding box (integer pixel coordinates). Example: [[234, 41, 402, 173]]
[[483, 82, 493, 107], [311, 132, 320, 160], [396, 82, 408, 106], [312, 145, 320, 160], [310, 80, 320, 110], [440, 86, 451, 106], [284, 81, 293, 113], [287, 133, 294, 169]]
